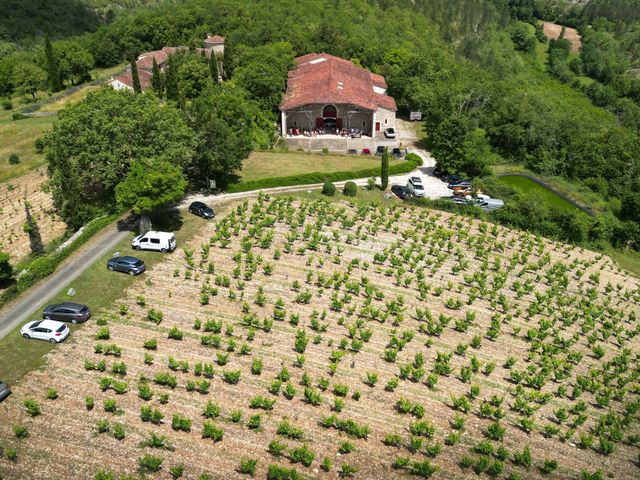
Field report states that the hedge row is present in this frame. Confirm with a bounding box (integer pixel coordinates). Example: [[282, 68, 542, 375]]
[[0, 215, 117, 308], [227, 154, 423, 193]]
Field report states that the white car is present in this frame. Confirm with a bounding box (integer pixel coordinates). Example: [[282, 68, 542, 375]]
[[407, 177, 425, 198], [383, 128, 396, 138], [20, 320, 70, 343], [132, 231, 176, 253]]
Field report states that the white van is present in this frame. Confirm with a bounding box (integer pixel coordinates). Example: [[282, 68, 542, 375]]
[[131, 231, 176, 252]]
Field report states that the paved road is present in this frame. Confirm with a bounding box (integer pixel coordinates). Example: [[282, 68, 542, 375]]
[[0, 226, 130, 340]]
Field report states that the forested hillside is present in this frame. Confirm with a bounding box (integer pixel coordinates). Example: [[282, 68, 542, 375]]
[[0, 0, 167, 41], [2, 0, 640, 253]]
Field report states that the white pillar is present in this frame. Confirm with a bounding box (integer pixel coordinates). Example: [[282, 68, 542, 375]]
[[371, 111, 376, 137], [281, 111, 287, 137]]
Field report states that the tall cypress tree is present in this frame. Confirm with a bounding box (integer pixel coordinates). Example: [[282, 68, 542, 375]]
[[165, 54, 179, 101], [380, 147, 390, 190], [151, 58, 163, 97], [23, 201, 44, 256], [130, 59, 142, 94], [44, 35, 63, 92]]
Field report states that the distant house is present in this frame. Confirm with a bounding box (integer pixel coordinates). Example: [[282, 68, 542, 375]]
[[108, 35, 225, 91], [280, 53, 397, 137]]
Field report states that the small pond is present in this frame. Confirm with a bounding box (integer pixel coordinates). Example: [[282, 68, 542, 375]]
[[497, 175, 583, 214]]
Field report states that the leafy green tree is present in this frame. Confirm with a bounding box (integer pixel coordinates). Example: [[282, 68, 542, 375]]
[[165, 54, 179, 101], [13, 63, 47, 99], [509, 22, 536, 53], [188, 84, 257, 187], [130, 59, 141, 94], [43, 35, 62, 92], [380, 148, 389, 190], [115, 160, 187, 230], [56, 40, 94, 85], [44, 88, 194, 227], [151, 58, 163, 97], [177, 57, 211, 99], [0, 251, 12, 283]]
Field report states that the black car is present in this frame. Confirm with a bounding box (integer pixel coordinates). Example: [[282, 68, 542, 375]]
[[448, 180, 471, 189], [107, 255, 145, 275], [443, 174, 465, 184], [43, 302, 91, 324], [391, 184, 409, 199], [189, 201, 215, 219], [0, 381, 10, 402], [375, 145, 386, 155], [391, 147, 405, 158]]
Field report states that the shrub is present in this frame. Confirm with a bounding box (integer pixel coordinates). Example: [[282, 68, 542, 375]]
[[139, 454, 164, 472], [85, 396, 94, 410], [46, 388, 59, 400], [8, 153, 20, 165], [112, 423, 125, 440], [95, 327, 110, 340], [24, 399, 41, 416], [289, 444, 314, 467], [170, 463, 185, 479], [322, 180, 336, 196], [223, 370, 241, 384], [0, 252, 12, 282], [343, 181, 357, 197], [239, 458, 258, 475], [203, 400, 220, 418], [103, 399, 118, 413], [168, 326, 183, 340], [202, 421, 224, 441], [172, 414, 191, 432], [13, 425, 28, 439], [266, 464, 300, 480], [277, 419, 304, 439], [268, 439, 288, 457]]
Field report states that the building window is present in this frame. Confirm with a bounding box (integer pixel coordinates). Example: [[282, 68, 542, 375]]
[[323, 105, 337, 118], [294, 121, 297, 126], [362, 122, 366, 127], [385, 119, 388, 124]]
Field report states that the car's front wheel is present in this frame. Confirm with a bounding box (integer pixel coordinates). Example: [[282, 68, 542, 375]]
[[129, 270, 136, 276], [72, 319, 78, 324], [133, 245, 141, 251], [44, 315, 51, 320], [161, 248, 167, 253], [49, 338, 57, 344], [22, 333, 30, 339], [108, 265, 114, 271]]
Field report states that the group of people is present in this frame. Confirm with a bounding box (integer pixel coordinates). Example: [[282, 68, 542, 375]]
[[287, 127, 364, 138]]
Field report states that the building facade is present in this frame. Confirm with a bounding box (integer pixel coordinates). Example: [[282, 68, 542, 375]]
[[280, 53, 397, 137]]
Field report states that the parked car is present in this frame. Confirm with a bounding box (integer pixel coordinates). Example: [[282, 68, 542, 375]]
[[20, 320, 69, 343], [375, 145, 386, 155], [383, 127, 396, 138], [132, 231, 176, 252], [347, 148, 358, 155], [391, 184, 409, 199], [0, 381, 11, 402], [391, 147, 405, 158], [471, 197, 505, 211], [361, 148, 372, 155], [43, 302, 91, 323], [407, 177, 425, 198], [189, 201, 215, 219], [442, 174, 465, 184], [107, 256, 145, 276], [448, 180, 471, 189]]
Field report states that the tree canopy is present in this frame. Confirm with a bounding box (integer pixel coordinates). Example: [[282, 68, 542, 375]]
[[44, 88, 193, 226]]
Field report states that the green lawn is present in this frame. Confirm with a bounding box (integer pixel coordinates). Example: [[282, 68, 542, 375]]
[[239, 151, 399, 182], [497, 174, 583, 214], [0, 112, 52, 182], [0, 210, 207, 385]]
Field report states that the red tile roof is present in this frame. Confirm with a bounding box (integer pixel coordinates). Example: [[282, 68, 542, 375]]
[[281, 53, 396, 112], [136, 50, 169, 72], [110, 69, 153, 91], [205, 35, 225, 43]]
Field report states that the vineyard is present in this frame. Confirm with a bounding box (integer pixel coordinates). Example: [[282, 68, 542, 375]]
[[0, 194, 638, 480], [0, 168, 67, 262]]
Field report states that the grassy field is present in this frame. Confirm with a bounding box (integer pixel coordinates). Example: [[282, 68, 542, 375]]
[[497, 174, 582, 214], [0, 112, 52, 182], [239, 151, 400, 182], [0, 210, 207, 385], [0, 195, 637, 480]]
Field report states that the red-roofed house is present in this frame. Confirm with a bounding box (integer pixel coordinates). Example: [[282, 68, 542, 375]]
[[280, 53, 396, 137], [109, 35, 225, 91]]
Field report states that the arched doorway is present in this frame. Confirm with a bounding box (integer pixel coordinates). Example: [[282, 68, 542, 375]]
[[323, 105, 337, 118]]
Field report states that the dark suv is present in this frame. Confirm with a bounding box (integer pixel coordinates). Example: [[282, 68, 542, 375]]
[[43, 302, 91, 324], [189, 201, 215, 219], [107, 255, 145, 275]]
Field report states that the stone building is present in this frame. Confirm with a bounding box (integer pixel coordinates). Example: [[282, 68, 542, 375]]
[[280, 53, 397, 137]]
